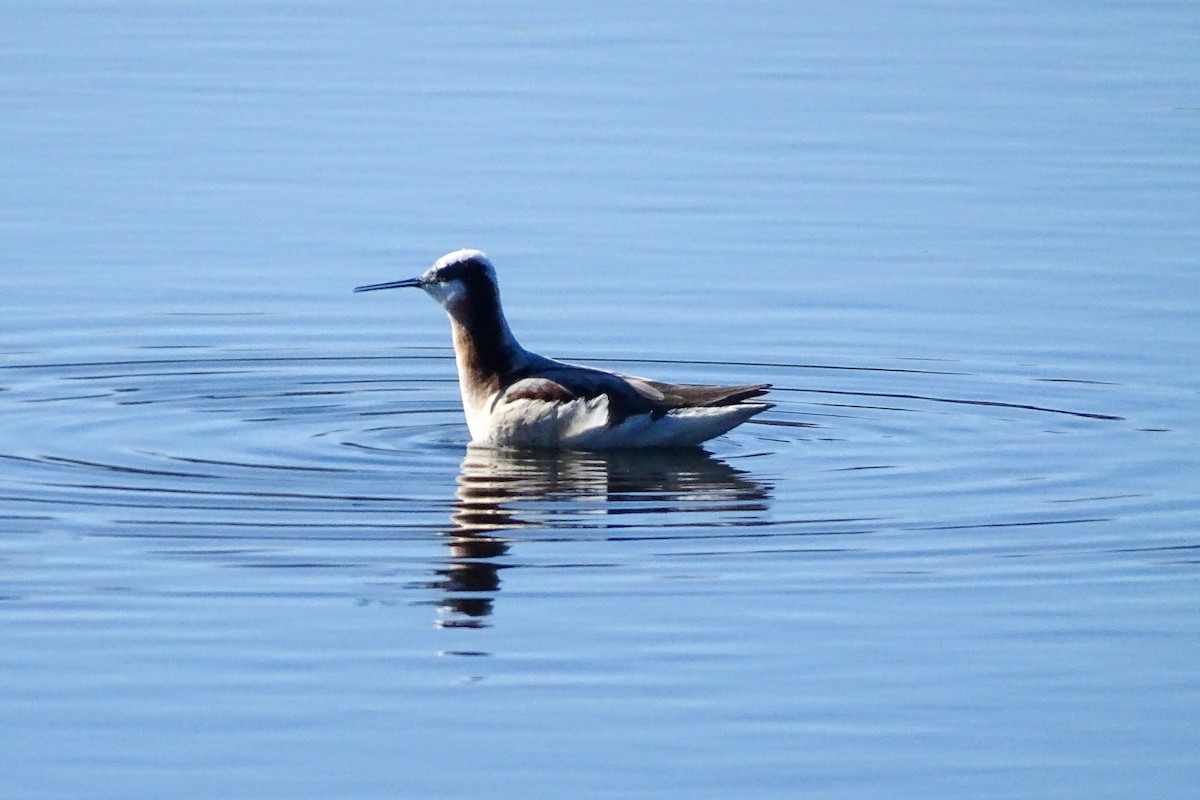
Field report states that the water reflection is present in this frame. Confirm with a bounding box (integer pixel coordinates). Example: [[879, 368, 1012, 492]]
[[433, 444, 772, 628]]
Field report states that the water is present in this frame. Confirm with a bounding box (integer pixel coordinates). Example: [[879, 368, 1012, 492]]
[[2, 2, 1198, 798]]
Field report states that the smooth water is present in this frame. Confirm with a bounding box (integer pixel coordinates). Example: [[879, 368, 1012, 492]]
[[2, 2, 1198, 798]]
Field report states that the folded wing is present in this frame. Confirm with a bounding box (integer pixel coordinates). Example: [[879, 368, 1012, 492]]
[[625, 378, 771, 408], [498, 363, 771, 424]]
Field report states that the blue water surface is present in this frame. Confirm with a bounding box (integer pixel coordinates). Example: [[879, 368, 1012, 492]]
[[2, 2, 1198, 799]]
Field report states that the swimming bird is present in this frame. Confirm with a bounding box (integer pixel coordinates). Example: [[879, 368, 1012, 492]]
[[354, 249, 772, 449]]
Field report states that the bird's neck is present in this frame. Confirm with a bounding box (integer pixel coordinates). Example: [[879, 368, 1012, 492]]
[[446, 296, 523, 406]]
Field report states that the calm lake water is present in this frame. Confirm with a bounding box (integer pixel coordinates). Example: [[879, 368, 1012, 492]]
[[2, 2, 1198, 798]]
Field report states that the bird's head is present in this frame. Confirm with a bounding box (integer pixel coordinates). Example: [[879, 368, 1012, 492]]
[[354, 249, 499, 315]]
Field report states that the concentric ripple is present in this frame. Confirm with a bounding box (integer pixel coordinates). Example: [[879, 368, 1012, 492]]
[[2, 311, 1192, 626]]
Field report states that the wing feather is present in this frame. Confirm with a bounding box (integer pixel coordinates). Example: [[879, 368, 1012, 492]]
[[498, 360, 771, 427], [626, 379, 771, 408], [500, 377, 578, 405]]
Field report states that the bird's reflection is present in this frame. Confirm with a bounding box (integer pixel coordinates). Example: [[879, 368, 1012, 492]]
[[433, 444, 771, 629]]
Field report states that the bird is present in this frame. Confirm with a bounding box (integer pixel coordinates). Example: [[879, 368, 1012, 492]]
[[354, 249, 772, 450]]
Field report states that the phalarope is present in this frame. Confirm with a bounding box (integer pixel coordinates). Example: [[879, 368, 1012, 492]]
[[354, 249, 772, 449]]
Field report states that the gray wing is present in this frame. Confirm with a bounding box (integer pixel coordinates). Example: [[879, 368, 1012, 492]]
[[498, 359, 770, 424], [498, 366, 662, 423], [623, 377, 771, 408]]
